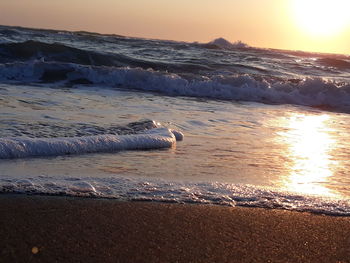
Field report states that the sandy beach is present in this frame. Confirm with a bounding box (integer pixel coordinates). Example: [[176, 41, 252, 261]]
[[0, 194, 349, 262]]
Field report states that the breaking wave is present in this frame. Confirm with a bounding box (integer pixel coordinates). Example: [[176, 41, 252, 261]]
[[203, 38, 249, 50], [1, 60, 350, 112]]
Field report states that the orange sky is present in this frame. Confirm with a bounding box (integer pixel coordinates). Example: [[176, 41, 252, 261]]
[[0, 0, 349, 54]]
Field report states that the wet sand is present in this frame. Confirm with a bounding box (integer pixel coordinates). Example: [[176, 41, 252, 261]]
[[0, 194, 349, 262]]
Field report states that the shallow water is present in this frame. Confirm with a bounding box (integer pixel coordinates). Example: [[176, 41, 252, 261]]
[[0, 25, 350, 215], [1, 83, 350, 199]]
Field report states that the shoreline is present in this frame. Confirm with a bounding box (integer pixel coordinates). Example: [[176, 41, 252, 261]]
[[1, 194, 350, 262]]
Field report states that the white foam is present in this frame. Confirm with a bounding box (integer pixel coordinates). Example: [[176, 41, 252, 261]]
[[0, 175, 349, 216], [69, 182, 97, 193], [0, 128, 182, 159]]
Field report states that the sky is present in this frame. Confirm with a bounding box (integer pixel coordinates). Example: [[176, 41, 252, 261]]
[[0, 0, 350, 54]]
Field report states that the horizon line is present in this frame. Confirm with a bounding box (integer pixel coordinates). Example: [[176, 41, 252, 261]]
[[1, 23, 349, 57]]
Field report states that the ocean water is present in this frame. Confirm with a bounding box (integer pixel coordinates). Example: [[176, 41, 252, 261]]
[[1, 25, 350, 215]]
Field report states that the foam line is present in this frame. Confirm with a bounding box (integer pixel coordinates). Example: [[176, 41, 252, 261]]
[[1, 175, 349, 216], [0, 128, 181, 159]]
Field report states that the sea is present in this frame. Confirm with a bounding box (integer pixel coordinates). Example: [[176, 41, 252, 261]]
[[1, 25, 350, 215]]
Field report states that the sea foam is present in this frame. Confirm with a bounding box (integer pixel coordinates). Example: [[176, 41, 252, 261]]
[[1, 175, 349, 216], [0, 128, 182, 159]]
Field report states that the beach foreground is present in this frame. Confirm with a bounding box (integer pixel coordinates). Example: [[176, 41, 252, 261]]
[[0, 195, 350, 262]]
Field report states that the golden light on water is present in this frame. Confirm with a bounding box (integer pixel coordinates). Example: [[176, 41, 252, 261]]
[[282, 114, 337, 196]]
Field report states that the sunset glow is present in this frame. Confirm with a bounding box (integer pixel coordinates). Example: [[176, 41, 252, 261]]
[[0, 0, 350, 54], [291, 0, 350, 37]]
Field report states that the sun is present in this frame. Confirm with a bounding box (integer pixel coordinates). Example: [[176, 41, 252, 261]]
[[291, 0, 350, 37]]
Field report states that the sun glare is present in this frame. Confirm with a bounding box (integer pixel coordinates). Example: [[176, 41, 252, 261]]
[[282, 114, 337, 196], [291, 0, 350, 37]]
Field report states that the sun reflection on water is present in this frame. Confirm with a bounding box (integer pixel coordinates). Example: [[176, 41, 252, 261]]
[[281, 114, 337, 196]]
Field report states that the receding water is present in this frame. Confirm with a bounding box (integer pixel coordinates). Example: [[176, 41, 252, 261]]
[[1, 83, 350, 200]]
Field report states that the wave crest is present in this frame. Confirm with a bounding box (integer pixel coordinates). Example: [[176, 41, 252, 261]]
[[1, 61, 350, 112], [203, 38, 249, 50]]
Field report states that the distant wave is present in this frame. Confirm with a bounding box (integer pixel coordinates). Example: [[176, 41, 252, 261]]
[[0, 40, 212, 73], [0, 128, 183, 159], [0, 40, 118, 66], [0, 28, 21, 36], [203, 38, 249, 50], [1, 60, 350, 112], [318, 57, 350, 69]]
